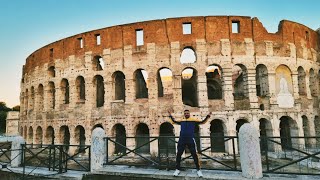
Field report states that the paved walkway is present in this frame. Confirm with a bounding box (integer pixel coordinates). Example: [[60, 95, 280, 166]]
[[0, 165, 319, 179]]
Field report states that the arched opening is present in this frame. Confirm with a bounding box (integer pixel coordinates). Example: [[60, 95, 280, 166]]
[[157, 68, 173, 98], [48, 66, 55, 77], [113, 124, 126, 154], [93, 75, 105, 107], [60, 79, 70, 104], [280, 116, 298, 150], [210, 119, 225, 152], [35, 126, 43, 146], [297, 67, 306, 96], [45, 126, 55, 145], [92, 55, 104, 71], [233, 64, 250, 110], [315, 116, 320, 146], [134, 69, 148, 99], [236, 119, 248, 134], [92, 124, 104, 131], [256, 64, 269, 97], [302, 116, 311, 148], [75, 125, 86, 153], [135, 123, 150, 154], [309, 69, 317, 97], [113, 71, 126, 101], [180, 47, 196, 64], [37, 84, 44, 111], [59, 126, 70, 151], [48, 82, 55, 109], [182, 68, 198, 107], [76, 76, 86, 103], [30, 86, 35, 110], [259, 118, 273, 151], [28, 126, 33, 143], [159, 122, 175, 154], [206, 65, 222, 99], [275, 65, 294, 108]]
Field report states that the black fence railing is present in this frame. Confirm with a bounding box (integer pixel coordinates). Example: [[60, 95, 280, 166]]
[[21, 143, 91, 179], [104, 136, 240, 171], [261, 136, 320, 175]]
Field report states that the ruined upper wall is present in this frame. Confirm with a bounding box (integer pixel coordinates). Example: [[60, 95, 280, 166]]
[[24, 16, 319, 74]]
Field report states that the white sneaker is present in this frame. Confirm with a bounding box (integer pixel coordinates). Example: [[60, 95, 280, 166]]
[[173, 169, 180, 176], [197, 170, 203, 177]]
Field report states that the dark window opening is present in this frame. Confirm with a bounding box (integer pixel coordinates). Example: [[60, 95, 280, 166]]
[[93, 56, 104, 71], [114, 124, 126, 154], [297, 67, 307, 96], [159, 122, 175, 154], [256, 64, 269, 97], [48, 66, 55, 77], [182, 68, 198, 107], [136, 29, 144, 46], [232, 21, 240, 33], [78, 38, 83, 48], [45, 126, 55, 145], [61, 79, 69, 104], [50, 48, 53, 58], [75, 126, 86, 153], [76, 76, 86, 102], [135, 123, 150, 154], [96, 34, 101, 45], [94, 75, 105, 107], [182, 22, 192, 34]]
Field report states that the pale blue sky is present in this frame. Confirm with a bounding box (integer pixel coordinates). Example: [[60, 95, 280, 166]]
[[0, 0, 319, 107]]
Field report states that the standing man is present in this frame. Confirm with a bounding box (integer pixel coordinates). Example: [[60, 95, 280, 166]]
[[168, 109, 211, 177]]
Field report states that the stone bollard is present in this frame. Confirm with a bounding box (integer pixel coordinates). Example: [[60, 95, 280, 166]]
[[91, 127, 106, 172], [11, 136, 25, 167], [239, 123, 263, 179]]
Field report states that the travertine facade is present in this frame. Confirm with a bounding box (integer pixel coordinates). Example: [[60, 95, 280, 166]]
[[19, 16, 320, 155]]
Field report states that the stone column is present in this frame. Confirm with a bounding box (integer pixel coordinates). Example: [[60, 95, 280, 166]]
[[239, 124, 263, 179], [91, 127, 106, 171], [197, 75, 209, 108], [247, 68, 259, 109], [11, 136, 26, 167], [268, 72, 277, 109]]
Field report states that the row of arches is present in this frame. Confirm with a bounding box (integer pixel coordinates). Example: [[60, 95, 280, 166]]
[[21, 115, 319, 154], [22, 63, 319, 112]]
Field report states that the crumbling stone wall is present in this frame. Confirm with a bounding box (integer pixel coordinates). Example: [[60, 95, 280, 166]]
[[19, 16, 320, 154]]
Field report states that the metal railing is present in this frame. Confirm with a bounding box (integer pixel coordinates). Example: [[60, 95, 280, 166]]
[[261, 136, 320, 175], [104, 136, 240, 171], [21, 143, 91, 179]]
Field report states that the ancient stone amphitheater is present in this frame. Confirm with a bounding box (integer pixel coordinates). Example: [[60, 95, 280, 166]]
[[19, 16, 320, 154]]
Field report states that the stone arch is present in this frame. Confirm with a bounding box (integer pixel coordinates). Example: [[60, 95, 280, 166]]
[[35, 126, 43, 145], [76, 76, 86, 103], [180, 47, 196, 64], [302, 115, 311, 148], [259, 118, 273, 150], [210, 119, 226, 152], [181, 67, 198, 107], [112, 124, 126, 154], [233, 64, 250, 110], [135, 123, 150, 154], [157, 67, 173, 98], [48, 66, 55, 77], [206, 64, 223, 99], [45, 126, 55, 144], [236, 119, 249, 134], [309, 68, 317, 97], [256, 64, 269, 97], [75, 125, 86, 153], [48, 82, 55, 109], [279, 116, 298, 150], [37, 84, 44, 111], [134, 69, 148, 99], [275, 65, 294, 108], [92, 124, 104, 132], [112, 71, 126, 101], [93, 75, 105, 107], [30, 86, 35, 110], [59, 126, 70, 149], [315, 116, 320, 146], [297, 66, 307, 96], [92, 55, 104, 71], [28, 126, 33, 143], [159, 122, 175, 154], [60, 78, 70, 104]]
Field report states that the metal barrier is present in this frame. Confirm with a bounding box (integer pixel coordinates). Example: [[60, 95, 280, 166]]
[[21, 143, 91, 179], [104, 136, 240, 171], [261, 136, 320, 175]]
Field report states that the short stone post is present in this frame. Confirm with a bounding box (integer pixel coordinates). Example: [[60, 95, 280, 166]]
[[239, 124, 263, 179], [11, 136, 25, 167], [91, 127, 106, 172]]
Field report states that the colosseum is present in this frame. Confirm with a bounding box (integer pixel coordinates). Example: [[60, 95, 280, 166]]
[[19, 16, 320, 155]]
